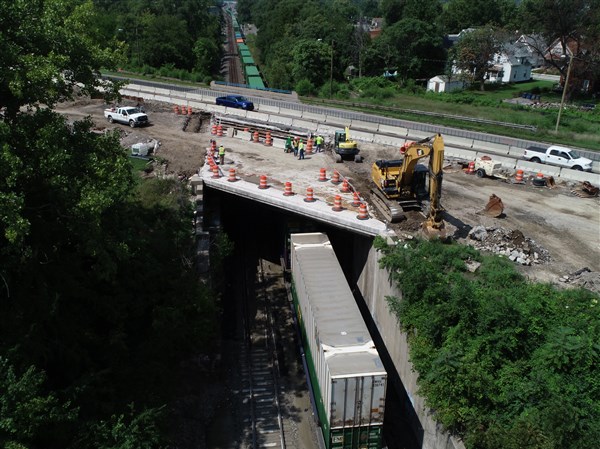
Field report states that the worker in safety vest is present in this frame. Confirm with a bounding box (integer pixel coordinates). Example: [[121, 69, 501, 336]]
[[285, 135, 292, 153], [218, 145, 225, 165], [298, 140, 305, 160], [315, 135, 324, 152]]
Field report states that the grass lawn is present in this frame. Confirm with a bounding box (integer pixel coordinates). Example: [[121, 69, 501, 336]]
[[310, 80, 600, 151]]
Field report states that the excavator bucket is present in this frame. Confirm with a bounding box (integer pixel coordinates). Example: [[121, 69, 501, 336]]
[[421, 219, 446, 240], [484, 194, 504, 217]]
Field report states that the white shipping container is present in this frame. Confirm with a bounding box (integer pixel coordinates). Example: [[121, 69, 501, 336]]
[[290, 233, 387, 434]]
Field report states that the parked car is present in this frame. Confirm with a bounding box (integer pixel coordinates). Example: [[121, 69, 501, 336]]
[[103, 106, 149, 128], [215, 95, 254, 110], [523, 145, 593, 171]]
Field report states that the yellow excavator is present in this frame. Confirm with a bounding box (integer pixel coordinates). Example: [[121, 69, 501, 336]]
[[371, 134, 445, 234], [333, 126, 361, 162]]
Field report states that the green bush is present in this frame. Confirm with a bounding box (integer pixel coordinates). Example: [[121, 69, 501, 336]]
[[375, 238, 600, 449], [349, 76, 394, 92], [295, 78, 316, 96]]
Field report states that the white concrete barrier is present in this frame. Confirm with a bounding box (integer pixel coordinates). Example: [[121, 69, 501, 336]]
[[154, 94, 173, 104], [378, 124, 407, 136], [508, 146, 525, 158], [515, 160, 545, 175], [268, 115, 293, 126], [372, 135, 406, 147], [592, 161, 600, 173], [258, 104, 281, 114], [410, 130, 440, 141], [155, 88, 171, 96], [184, 92, 203, 102], [279, 108, 303, 118], [445, 147, 477, 161], [291, 119, 317, 131], [350, 120, 379, 132], [271, 137, 286, 149], [323, 115, 347, 126], [234, 130, 252, 141], [302, 111, 325, 121], [316, 124, 340, 136], [246, 111, 268, 121], [472, 141, 509, 155], [531, 164, 561, 178], [444, 136, 474, 148], [223, 107, 247, 117], [351, 130, 375, 143], [559, 169, 600, 184]]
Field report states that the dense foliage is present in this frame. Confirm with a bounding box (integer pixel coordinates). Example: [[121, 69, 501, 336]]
[[374, 238, 600, 449], [234, 0, 599, 98], [1, 1, 220, 447], [93, 0, 222, 81]]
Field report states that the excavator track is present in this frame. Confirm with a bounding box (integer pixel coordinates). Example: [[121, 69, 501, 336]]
[[369, 188, 406, 223]]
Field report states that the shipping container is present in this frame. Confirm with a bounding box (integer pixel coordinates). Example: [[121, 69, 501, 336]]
[[247, 76, 265, 89], [290, 233, 387, 449], [245, 65, 260, 78]]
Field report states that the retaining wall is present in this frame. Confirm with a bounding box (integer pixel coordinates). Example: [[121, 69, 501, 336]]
[[358, 246, 466, 449]]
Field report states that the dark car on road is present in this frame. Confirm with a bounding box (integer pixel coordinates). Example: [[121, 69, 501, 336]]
[[215, 95, 254, 111]]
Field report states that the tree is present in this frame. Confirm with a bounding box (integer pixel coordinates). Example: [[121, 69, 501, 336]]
[[517, 0, 600, 98], [0, 0, 124, 116], [452, 27, 504, 90], [193, 37, 221, 78], [0, 359, 77, 447], [362, 19, 445, 80], [380, 0, 405, 26], [442, 0, 509, 32], [1, 2, 219, 447]]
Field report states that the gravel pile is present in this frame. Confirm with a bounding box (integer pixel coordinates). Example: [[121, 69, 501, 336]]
[[467, 225, 551, 266]]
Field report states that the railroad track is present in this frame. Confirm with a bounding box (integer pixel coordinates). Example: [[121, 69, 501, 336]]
[[224, 12, 244, 85], [240, 257, 288, 448]]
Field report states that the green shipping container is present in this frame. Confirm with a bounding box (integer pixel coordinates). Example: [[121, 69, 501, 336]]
[[245, 65, 260, 77], [247, 76, 265, 89]]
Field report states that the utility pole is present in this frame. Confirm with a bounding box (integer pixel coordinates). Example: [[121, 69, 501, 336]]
[[555, 53, 573, 133], [329, 40, 334, 99]]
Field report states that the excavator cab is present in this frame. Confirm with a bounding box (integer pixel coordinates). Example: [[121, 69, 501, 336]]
[[333, 126, 360, 162]]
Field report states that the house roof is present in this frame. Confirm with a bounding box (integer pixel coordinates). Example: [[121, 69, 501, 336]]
[[429, 75, 463, 83]]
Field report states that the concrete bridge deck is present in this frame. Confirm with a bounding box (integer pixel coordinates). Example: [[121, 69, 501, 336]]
[[193, 132, 394, 238]]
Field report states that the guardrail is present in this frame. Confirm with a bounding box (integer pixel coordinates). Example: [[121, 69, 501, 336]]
[[109, 76, 599, 163]]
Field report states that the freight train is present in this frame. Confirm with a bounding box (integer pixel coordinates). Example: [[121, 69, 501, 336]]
[[289, 233, 387, 449]]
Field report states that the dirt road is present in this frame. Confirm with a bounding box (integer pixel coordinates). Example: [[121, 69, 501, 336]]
[[55, 98, 600, 288]]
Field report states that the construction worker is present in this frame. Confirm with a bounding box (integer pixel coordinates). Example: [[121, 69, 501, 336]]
[[285, 135, 292, 153], [316, 135, 323, 152], [292, 138, 299, 157], [218, 144, 225, 165], [298, 140, 305, 160]]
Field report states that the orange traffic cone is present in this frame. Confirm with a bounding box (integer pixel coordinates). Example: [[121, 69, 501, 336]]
[[304, 187, 316, 203], [357, 203, 369, 220], [332, 195, 343, 212]]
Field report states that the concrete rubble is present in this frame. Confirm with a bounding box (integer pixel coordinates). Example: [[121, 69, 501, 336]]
[[467, 225, 550, 266], [558, 267, 600, 294]]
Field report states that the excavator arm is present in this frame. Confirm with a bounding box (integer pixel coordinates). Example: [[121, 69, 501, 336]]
[[423, 134, 446, 236], [370, 134, 446, 232]]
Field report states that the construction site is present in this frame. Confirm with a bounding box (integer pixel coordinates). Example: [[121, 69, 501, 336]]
[[55, 92, 600, 449]]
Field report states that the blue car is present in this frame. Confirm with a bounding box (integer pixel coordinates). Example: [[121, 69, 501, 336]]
[[215, 95, 254, 111]]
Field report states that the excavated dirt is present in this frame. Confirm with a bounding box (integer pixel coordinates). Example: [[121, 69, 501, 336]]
[[55, 97, 600, 292]]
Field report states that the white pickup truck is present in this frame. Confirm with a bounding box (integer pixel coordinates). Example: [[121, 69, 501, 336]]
[[523, 145, 593, 171], [104, 106, 149, 128]]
